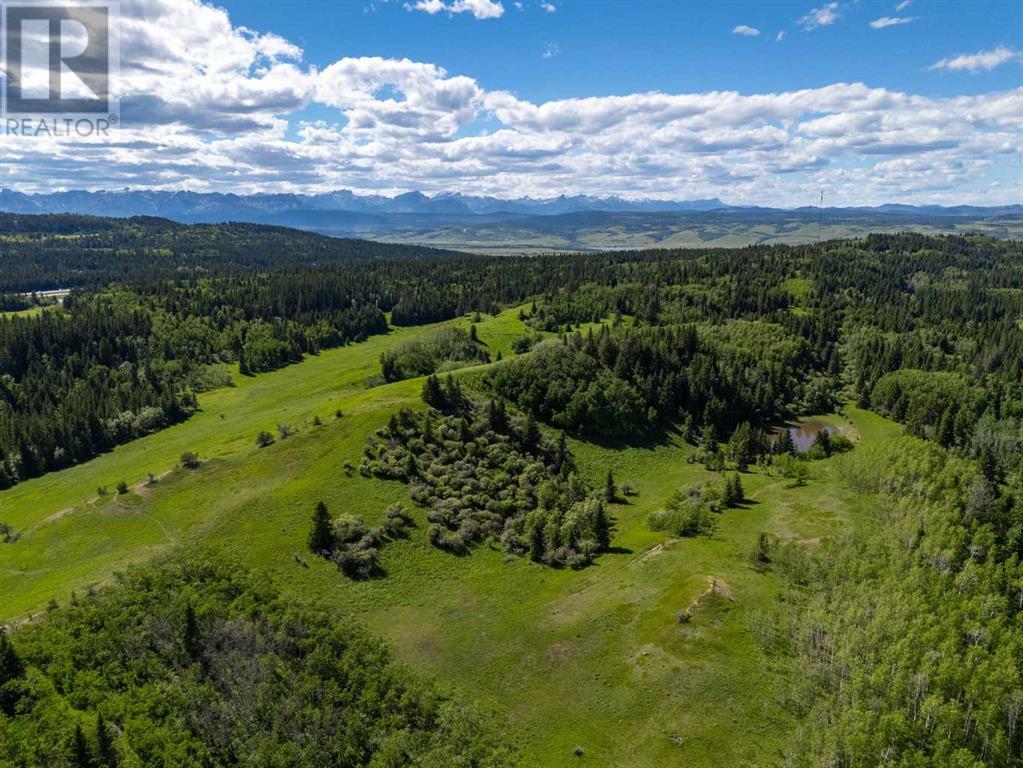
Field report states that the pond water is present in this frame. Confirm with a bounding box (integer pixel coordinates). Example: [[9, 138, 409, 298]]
[[772, 420, 832, 452]]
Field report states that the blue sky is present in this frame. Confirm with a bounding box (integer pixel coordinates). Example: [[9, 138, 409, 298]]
[[220, 0, 1022, 100], [2, 0, 1021, 205]]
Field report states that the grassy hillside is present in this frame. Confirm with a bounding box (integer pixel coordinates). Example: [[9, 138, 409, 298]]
[[0, 304, 904, 766]]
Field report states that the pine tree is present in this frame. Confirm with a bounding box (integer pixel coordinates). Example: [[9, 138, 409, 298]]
[[728, 422, 753, 471], [96, 713, 117, 768], [422, 375, 446, 411], [936, 408, 954, 448], [593, 501, 612, 551], [700, 424, 718, 454], [71, 724, 93, 768], [487, 398, 508, 433], [309, 501, 333, 553], [529, 519, 545, 562], [443, 375, 464, 413], [523, 414, 541, 452], [775, 427, 795, 455], [732, 474, 744, 504], [605, 470, 617, 503], [183, 603, 200, 661], [554, 432, 569, 473], [812, 428, 832, 457], [724, 474, 744, 507], [0, 631, 24, 715]]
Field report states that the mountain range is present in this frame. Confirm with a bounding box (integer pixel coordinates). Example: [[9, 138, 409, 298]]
[[1, 189, 1019, 252]]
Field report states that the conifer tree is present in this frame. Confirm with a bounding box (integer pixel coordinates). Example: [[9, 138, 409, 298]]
[[0, 631, 24, 715], [422, 375, 446, 411], [309, 501, 333, 553], [775, 427, 795, 455], [605, 470, 617, 503], [183, 603, 200, 661], [593, 501, 612, 551], [96, 713, 117, 768], [71, 724, 92, 768]]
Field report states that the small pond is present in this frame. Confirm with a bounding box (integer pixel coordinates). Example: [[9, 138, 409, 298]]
[[771, 419, 832, 452]]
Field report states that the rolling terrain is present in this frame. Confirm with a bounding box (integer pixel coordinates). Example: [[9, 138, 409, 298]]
[[1, 189, 1019, 253], [1, 304, 898, 766]]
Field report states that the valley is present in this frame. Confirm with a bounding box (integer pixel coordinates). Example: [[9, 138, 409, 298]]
[[1, 304, 894, 766]]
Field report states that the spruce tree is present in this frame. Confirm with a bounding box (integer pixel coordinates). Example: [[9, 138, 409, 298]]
[[593, 501, 612, 550], [96, 713, 117, 767], [605, 470, 617, 503], [529, 520, 545, 562], [724, 474, 744, 507], [183, 603, 200, 661], [422, 375, 446, 410], [309, 501, 333, 553], [728, 422, 753, 471], [554, 432, 569, 473], [0, 631, 24, 715], [71, 724, 92, 768], [487, 399, 508, 433], [776, 427, 795, 455], [523, 414, 541, 452]]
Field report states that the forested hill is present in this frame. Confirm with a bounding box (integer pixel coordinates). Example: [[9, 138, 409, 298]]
[[0, 214, 462, 292]]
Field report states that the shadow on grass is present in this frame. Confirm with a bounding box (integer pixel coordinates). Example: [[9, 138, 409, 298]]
[[567, 421, 684, 451]]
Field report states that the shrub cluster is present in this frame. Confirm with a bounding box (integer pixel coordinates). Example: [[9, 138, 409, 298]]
[[379, 326, 490, 382], [361, 376, 613, 568], [309, 502, 413, 579]]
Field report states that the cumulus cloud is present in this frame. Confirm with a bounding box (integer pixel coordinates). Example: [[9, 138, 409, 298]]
[[542, 43, 560, 59], [799, 2, 841, 30], [406, 0, 504, 20], [776, 31, 786, 42], [1, 0, 1020, 207], [732, 25, 760, 37], [870, 16, 914, 29], [540, 2, 556, 12], [930, 46, 1022, 73]]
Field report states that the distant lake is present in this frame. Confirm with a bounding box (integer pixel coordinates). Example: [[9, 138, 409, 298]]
[[772, 420, 831, 452]]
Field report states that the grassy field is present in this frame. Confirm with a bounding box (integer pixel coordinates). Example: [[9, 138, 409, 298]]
[[361, 215, 1023, 255], [0, 304, 904, 766]]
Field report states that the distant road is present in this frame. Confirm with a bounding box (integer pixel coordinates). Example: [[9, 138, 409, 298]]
[[18, 288, 70, 302]]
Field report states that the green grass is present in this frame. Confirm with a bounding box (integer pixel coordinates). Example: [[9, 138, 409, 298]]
[[0, 305, 901, 766]]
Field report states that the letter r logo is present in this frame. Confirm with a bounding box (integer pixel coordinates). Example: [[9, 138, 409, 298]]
[[2, 1, 116, 115]]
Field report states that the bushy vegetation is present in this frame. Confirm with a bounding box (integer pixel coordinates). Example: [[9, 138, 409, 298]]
[[0, 554, 512, 767], [758, 438, 1023, 766], [309, 501, 414, 578], [488, 322, 814, 438], [380, 326, 490, 382], [648, 475, 743, 538], [360, 376, 613, 568]]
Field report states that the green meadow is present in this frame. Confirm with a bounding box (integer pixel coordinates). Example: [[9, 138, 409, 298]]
[[0, 305, 903, 767]]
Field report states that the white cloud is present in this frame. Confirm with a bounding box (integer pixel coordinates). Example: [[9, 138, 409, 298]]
[[542, 42, 560, 59], [540, 2, 556, 12], [1, 0, 1020, 207], [406, 0, 504, 20], [798, 2, 841, 31], [895, 0, 912, 11], [870, 16, 914, 29], [732, 25, 760, 37], [931, 46, 1022, 73], [776, 31, 786, 42]]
